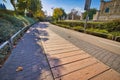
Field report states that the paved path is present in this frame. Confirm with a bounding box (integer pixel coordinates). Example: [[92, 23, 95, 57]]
[[0, 23, 53, 80], [0, 22, 120, 80], [46, 22, 120, 73], [40, 22, 120, 80]]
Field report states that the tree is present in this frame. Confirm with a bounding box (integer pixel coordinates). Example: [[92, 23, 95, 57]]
[[3, 0, 43, 16], [3, 0, 45, 20], [29, 0, 42, 14], [16, 0, 29, 15], [53, 8, 66, 21], [10, 0, 16, 11], [3, 0, 16, 11], [34, 10, 46, 21], [83, 8, 97, 20]]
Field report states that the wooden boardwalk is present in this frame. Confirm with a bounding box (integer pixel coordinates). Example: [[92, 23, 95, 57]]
[[41, 28, 120, 80]]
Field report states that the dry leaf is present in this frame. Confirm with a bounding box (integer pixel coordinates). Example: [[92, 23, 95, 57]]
[[16, 66, 23, 72]]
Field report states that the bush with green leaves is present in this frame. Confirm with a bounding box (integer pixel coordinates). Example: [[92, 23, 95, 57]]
[[0, 13, 35, 43], [103, 20, 120, 32], [110, 32, 120, 36], [16, 16, 35, 25], [0, 19, 15, 42], [87, 28, 108, 34], [85, 30, 113, 39], [0, 14, 24, 29], [51, 20, 120, 41], [72, 26, 84, 32], [56, 20, 120, 32]]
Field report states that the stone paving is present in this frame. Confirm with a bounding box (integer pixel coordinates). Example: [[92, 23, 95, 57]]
[[47, 23, 120, 73], [0, 23, 53, 80], [40, 23, 120, 80]]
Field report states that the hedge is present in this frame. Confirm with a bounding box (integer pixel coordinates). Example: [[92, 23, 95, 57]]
[[0, 13, 35, 43], [56, 20, 120, 32], [51, 20, 120, 42]]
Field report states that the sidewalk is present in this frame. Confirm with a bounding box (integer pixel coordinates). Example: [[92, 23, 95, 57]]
[[0, 23, 53, 80], [40, 22, 120, 80], [0, 22, 120, 80], [48, 22, 120, 73]]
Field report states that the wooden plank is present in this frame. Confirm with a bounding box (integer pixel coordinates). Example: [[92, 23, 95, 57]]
[[44, 40, 67, 43], [56, 62, 110, 80], [52, 57, 99, 78], [44, 44, 73, 48], [46, 47, 79, 54], [47, 50, 86, 59], [44, 42, 71, 46], [90, 69, 120, 80], [45, 46, 77, 52], [49, 54, 91, 67], [44, 45, 75, 51]]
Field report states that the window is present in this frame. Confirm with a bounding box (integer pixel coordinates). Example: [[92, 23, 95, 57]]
[[105, 7, 110, 13]]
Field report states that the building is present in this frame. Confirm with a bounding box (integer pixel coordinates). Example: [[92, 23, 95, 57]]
[[93, 0, 120, 21]]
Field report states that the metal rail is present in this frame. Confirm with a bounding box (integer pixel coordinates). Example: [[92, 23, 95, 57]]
[[0, 41, 9, 50], [0, 23, 35, 63]]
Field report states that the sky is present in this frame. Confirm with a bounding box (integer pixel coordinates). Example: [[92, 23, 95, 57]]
[[0, 0, 13, 9], [41, 0, 101, 15], [0, 0, 101, 16]]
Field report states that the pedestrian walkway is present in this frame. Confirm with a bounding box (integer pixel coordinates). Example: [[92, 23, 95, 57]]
[[48, 22, 120, 73], [0, 23, 53, 80], [0, 22, 120, 80], [40, 23, 120, 80]]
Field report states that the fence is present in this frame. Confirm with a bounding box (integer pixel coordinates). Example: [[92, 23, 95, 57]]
[[0, 23, 35, 64]]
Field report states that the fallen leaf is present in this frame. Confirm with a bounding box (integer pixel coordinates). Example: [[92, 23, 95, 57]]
[[16, 66, 23, 72]]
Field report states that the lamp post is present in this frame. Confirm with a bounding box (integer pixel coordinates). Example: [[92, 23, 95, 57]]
[[84, 0, 91, 32]]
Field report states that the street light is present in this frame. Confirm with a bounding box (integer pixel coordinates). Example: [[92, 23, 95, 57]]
[[84, 0, 92, 32]]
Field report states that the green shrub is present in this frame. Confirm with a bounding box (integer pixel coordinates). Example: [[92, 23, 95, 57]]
[[56, 20, 120, 32], [0, 13, 35, 43], [56, 21, 85, 27], [88, 28, 108, 34], [51, 20, 120, 40], [59, 24, 70, 29], [0, 14, 24, 29], [86, 30, 113, 39], [104, 19, 120, 32], [86, 30, 107, 38], [0, 10, 15, 15], [16, 16, 30, 25], [56, 20, 120, 33], [72, 26, 84, 31], [110, 32, 120, 36], [0, 19, 15, 42], [16, 16, 35, 26]]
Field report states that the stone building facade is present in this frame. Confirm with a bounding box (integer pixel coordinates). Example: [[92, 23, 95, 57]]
[[93, 0, 120, 20]]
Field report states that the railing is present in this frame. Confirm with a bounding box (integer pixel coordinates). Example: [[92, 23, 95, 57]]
[[115, 36, 120, 42], [0, 41, 10, 60], [0, 23, 35, 64]]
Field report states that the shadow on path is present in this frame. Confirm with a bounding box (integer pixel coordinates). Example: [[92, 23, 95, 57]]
[[0, 22, 61, 80]]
